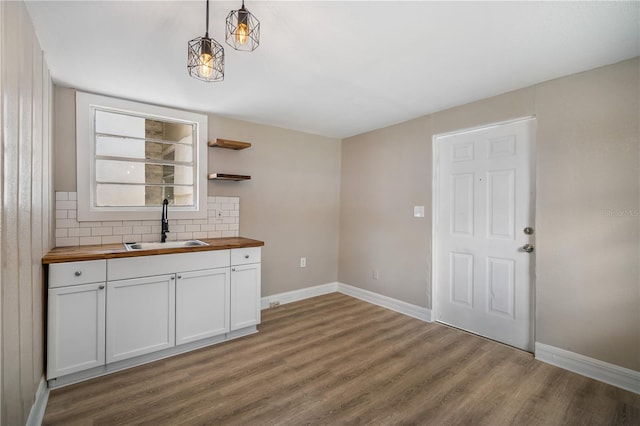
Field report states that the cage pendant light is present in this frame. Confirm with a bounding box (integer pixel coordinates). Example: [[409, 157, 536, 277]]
[[225, 0, 260, 52], [188, 0, 224, 82]]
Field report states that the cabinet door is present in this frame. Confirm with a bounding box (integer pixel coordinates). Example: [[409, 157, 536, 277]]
[[47, 283, 106, 379], [176, 268, 230, 345], [230, 263, 261, 331], [106, 274, 175, 363]]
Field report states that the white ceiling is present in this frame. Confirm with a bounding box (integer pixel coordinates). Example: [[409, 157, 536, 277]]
[[25, 0, 639, 139]]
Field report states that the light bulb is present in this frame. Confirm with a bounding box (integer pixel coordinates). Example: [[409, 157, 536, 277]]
[[199, 52, 213, 77], [236, 22, 249, 45]]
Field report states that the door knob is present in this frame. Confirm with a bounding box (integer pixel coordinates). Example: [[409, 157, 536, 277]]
[[522, 244, 534, 253]]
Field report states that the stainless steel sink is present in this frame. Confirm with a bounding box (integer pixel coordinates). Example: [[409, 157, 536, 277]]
[[124, 240, 209, 251]]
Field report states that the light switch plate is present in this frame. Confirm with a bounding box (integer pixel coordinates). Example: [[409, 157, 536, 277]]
[[414, 206, 425, 218]]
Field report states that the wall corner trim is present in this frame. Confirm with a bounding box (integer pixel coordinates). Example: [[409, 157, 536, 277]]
[[535, 342, 640, 395], [26, 376, 50, 426], [337, 283, 432, 322]]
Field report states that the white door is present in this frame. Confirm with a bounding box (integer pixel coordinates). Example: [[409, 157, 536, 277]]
[[106, 274, 176, 363], [434, 118, 535, 351], [230, 263, 261, 331], [47, 282, 106, 379], [176, 268, 230, 345]]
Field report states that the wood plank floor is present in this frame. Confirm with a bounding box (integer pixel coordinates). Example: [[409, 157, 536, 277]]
[[43, 293, 640, 425]]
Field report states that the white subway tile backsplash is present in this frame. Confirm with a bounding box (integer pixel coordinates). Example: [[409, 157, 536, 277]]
[[171, 224, 186, 233], [56, 200, 77, 210], [79, 236, 102, 246], [56, 237, 79, 246], [102, 235, 123, 244], [132, 226, 151, 234], [54, 192, 240, 247], [69, 228, 91, 237], [91, 227, 113, 236], [102, 221, 123, 227], [56, 219, 78, 229], [123, 220, 143, 227], [112, 226, 133, 235]]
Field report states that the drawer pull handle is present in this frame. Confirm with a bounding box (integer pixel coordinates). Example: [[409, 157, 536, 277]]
[[99, 285, 105, 290], [177, 274, 182, 279], [74, 271, 82, 277], [232, 268, 236, 272], [244, 254, 250, 259]]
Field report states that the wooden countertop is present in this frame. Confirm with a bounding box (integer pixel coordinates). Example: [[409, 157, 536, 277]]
[[42, 237, 264, 264]]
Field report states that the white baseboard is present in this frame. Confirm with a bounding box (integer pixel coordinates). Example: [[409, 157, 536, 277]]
[[260, 282, 432, 323], [26, 376, 49, 426], [261, 282, 338, 309], [535, 342, 640, 394], [337, 282, 432, 322]]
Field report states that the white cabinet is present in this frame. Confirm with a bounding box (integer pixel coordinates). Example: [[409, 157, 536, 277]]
[[47, 261, 107, 380], [46, 245, 262, 384], [176, 268, 230, 345], [230, 247, 262, 331], [106, 274, 176, 363]]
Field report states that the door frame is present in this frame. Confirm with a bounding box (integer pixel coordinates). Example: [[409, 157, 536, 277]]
[[430, 116, 537, 350]]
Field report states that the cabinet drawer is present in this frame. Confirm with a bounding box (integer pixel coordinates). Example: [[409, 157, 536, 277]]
[[231, 247, 261, 265], [49, 260, 107, 288], [108, 250, 230, 281]]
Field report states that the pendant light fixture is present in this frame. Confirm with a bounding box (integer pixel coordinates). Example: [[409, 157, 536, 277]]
[[187, 0, 224, 82], [225, 0, 260, 52]]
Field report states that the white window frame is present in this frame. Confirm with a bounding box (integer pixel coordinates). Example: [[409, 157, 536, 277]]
[[76, 92, 208, 221]]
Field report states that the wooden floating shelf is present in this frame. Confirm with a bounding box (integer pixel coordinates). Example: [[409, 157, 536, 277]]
[[208, 173, 251, 181], [208, 139, 252, 150]]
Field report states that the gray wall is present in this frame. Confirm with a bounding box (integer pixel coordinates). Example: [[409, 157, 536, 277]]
[[53, 87, 342, 297], [338, 58, 639, 371], [0, 1, 54, 423], [207, 116, 342, 297]]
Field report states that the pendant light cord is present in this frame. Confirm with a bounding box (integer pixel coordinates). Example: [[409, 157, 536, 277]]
[[205, 0, 210, 37]]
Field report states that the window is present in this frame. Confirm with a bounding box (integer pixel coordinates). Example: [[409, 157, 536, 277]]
[[76, 92, 207, 221]]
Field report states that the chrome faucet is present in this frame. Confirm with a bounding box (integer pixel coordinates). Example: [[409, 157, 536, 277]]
[[161, 199, 169, 242]]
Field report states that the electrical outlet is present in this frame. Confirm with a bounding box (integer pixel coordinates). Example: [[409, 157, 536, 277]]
[[372, 270, 379, 280], [269, 301, 280, 308], [300, 257, 306, 268]]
